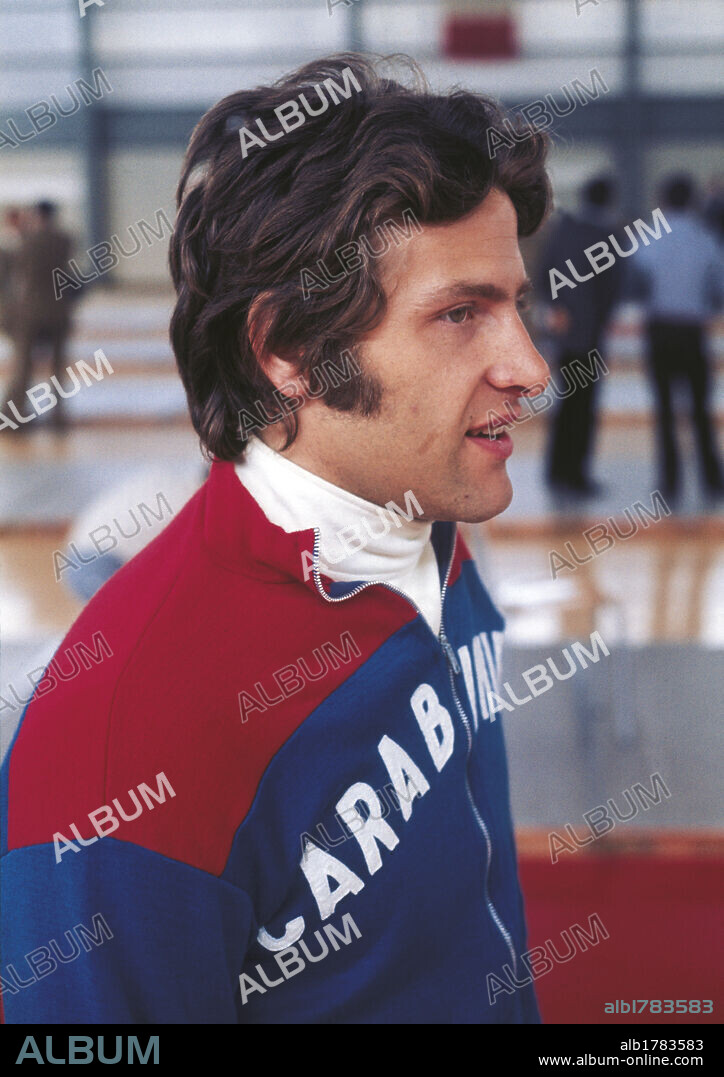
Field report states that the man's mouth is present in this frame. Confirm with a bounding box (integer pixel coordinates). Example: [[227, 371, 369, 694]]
[[465, 420, 511, 440], [466, 428, 506, 441], [464, 419, 515, 459]]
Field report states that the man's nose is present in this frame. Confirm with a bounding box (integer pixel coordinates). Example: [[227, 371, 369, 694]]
[[485, 322, 550, 397]]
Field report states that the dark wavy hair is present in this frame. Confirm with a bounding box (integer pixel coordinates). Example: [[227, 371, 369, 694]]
[[169, 53, 551, 460]]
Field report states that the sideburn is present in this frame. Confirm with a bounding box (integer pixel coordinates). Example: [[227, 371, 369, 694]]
[[276, 350, 384, 451], [313, 348, 384, 418]]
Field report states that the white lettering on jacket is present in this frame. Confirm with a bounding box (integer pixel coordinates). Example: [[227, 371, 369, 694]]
[[259, 630, 501, 945]]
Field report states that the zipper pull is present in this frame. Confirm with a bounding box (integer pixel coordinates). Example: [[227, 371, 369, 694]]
[[440, 633, 461, 675]]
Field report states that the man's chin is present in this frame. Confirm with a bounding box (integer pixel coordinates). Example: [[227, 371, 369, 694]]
[[432, 474, 513, 524], [473, 473, 514, 522]]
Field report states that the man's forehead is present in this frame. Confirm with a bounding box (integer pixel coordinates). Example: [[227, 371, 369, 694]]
[[421, 188, 519, 240], [411, 202, 521, 258], [379, 193, 525, 298], [381, 241, 529, 308]]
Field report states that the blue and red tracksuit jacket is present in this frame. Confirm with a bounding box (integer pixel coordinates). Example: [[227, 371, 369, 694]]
[[0, 461, 539, 1024]]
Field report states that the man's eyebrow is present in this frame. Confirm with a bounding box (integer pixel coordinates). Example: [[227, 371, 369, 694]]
[[411, 278, 534, 309]]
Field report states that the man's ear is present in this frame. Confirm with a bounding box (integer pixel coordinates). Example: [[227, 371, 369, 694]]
[[247, 292, 301, 392]]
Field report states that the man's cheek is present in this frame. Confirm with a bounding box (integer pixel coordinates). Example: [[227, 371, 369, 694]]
[[418, 414, 455, 456], [415, 429, 438, 455]]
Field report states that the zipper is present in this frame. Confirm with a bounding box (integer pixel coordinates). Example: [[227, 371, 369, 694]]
[[440, 634, 461, 675], [310, 525, 518, 975]]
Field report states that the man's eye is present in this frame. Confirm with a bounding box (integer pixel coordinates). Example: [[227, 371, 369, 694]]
[[442, 306, 472, 324], [517, 297, 531, 312]]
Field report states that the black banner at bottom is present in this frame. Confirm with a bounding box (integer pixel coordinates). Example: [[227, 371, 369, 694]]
[[0, 1022, 715, 1068]]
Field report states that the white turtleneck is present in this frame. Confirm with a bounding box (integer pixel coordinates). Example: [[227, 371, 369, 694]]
[[234, 437, 442, 634]]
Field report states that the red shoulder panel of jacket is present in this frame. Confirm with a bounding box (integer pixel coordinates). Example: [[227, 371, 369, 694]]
[[6, 467, 417, 875]]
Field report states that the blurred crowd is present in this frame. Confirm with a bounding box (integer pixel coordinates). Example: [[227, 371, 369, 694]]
[[0, 201, 78, 433], [536, 173, 724, 504]]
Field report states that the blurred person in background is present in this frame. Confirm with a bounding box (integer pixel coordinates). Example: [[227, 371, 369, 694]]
[[0, 206, 24, 347], [538, 176, 623, 497], [702, 177, 724, 244], [2, 201, 75, 432], [635, 175, 724, 502]]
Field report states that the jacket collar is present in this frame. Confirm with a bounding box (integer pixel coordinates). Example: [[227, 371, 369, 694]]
[[202, 459, 457, 600]]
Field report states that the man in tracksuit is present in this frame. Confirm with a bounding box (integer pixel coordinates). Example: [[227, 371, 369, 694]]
[[1, 54, 552, 1023]]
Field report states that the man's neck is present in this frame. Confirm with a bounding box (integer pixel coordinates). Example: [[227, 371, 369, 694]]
[[234, 437, 442, 632]]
